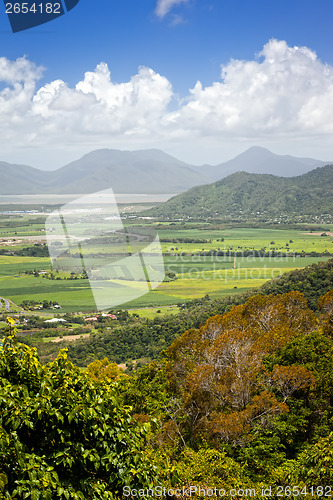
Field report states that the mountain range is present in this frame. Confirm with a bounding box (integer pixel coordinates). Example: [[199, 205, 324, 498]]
[[149, 164, 333, 218], [198, 146, 327, 180], [0, 150, 203, 195], [0, 146, 328, 195]]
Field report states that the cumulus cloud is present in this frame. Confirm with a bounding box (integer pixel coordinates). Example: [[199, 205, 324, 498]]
[[0, 56, 43, 130], [24, 62, 173, 144], [155, 0, 190, 18], [165, 39, 333, 136], [0, 39, 333, 167]]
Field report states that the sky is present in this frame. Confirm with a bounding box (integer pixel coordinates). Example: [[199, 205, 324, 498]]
[[0, 0, 333, 169]]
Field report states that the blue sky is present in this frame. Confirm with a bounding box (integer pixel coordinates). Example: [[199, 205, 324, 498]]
[[0, 0, 333, 168]]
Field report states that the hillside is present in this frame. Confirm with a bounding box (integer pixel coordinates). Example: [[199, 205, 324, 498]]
[[2, 286, 333, 495], [0, 161, 50, 194], [149, 164, 333, 218]]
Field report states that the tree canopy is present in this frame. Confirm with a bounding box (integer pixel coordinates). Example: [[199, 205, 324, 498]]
[[0, 326, 156, 499]]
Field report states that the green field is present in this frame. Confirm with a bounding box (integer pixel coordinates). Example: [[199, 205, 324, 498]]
[[0, 255, 329, 311], [0, 215, 332, 312], [134, 256, 330, 305], [0, 256, 50, 275], [0, 275, 96, 312], [158, 227, 333, 255], [129, 305, 179, 319]]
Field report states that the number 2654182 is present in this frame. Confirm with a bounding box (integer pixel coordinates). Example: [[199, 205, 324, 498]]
[[5, 3, 61, 14]]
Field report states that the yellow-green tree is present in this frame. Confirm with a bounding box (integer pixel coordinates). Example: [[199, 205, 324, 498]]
[[87, 357, 126, 382]]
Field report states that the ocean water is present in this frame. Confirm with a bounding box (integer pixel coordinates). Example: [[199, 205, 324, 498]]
[[0, 193, 174, 205]]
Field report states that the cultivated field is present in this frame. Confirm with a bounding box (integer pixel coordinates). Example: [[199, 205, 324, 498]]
[[0, 212, 332, 312]]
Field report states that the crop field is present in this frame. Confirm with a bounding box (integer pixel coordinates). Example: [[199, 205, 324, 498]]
[[0, 275, 95, 312], [1, 255, 329, 311], [129, 305, 179, 319], [0, 256, 50, 275], [127, 256, 331, 306], [0, 213, 332, 312], [157, 227, 333, 255]]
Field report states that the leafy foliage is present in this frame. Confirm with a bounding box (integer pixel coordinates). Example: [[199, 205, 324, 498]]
[[86, 357, 126, 382], [163, 292, 316, 448], [2, 282, 333, 493], [0, 328, 156, 498], [120, 288, 333, 488], [296, 433, 333, 485]]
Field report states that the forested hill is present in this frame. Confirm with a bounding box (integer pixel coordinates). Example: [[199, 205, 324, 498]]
[[2, 288, 333, 495], [149, 164, 333, 218]]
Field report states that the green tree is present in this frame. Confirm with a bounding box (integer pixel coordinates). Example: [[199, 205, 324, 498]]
[[0, 323, 157, 499], [87, 358, 126, 382]]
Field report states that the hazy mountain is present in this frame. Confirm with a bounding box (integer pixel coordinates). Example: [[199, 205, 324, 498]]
[[47, 149, 207, 194], [0, 147, 329, 195], [0, 149, 207, 195], [0, 161, 50, 194], [149, 164, 333, 218], [196, 146, 327, 181]]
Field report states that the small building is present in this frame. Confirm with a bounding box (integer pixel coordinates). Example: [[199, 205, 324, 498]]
[[44, 318, 67, 324], [102, 313, 117, 319]]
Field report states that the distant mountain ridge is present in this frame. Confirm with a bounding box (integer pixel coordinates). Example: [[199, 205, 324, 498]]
[[199, 146, 327, 180], [0, 147, 329, 195], [0, 161, 50, 194], [0, 149, 205, 195], [149, 164, 333, 218]]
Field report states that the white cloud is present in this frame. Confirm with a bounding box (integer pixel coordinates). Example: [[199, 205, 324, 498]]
[[165, 39, 333, 136], [1, 40, 333, 167], [0, 56, 43, 127], [31, 63, 173, 141], [155, 0, 190, 18]]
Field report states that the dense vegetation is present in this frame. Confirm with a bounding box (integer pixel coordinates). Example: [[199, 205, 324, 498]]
[[149, 165, 333, 218], [1, 286, 333, 497], [118, 288, 333, 491], [0, 324, 156, 498], [260, 258, 333, 309]]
